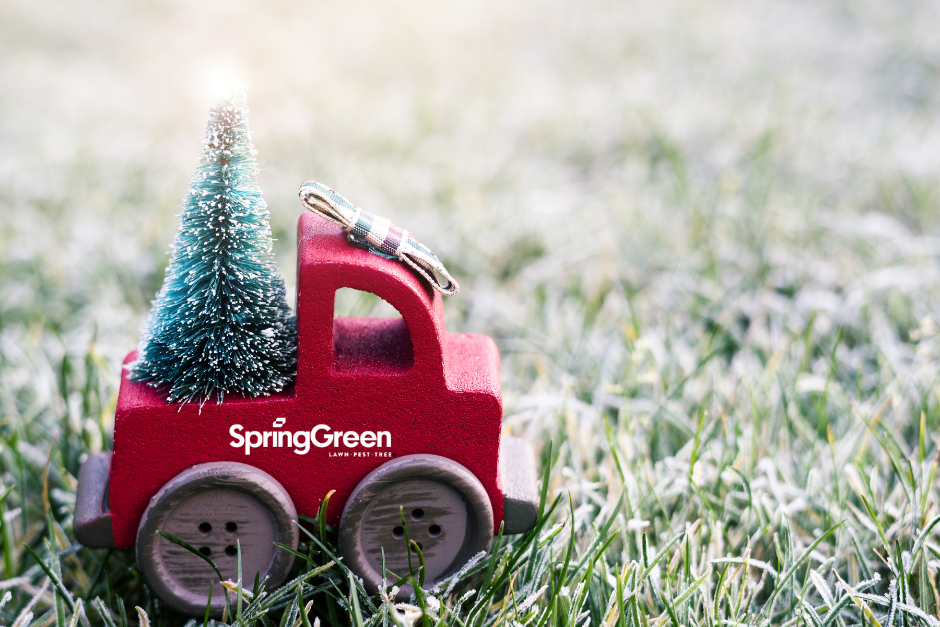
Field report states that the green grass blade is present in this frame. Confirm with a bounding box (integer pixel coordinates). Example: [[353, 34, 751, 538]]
[[93, 598, 117, 627], [858, 495, 891, 560], [237, 539, 243, 623], [349, 569, 365, 627], [319, 490, 335, 546], [537, 440, 553, 519], [912, 515, 940, 559], [0, 483, 15, 578], [157, 530, 231, 619], [24, 544, 75, 612], [689, 410, 706, 485], [759, 521, 843, 624], [203, 581, 213, 627], [116, 598, 127, 627]]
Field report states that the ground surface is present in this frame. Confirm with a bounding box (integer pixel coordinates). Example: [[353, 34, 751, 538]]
[[2, 0, 940, 625]]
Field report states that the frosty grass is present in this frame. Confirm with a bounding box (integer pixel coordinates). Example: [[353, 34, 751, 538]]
[[1, 0, 940, 625]]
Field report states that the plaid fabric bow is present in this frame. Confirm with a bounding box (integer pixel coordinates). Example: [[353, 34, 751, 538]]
[[299, 181, 459, 296]]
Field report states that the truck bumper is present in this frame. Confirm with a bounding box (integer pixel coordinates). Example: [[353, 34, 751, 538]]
[[499, 436, 539, 534], [75, 452, 116, 548]]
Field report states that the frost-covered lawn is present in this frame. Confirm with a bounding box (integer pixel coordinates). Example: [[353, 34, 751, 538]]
[[2, 0, 940, 625]]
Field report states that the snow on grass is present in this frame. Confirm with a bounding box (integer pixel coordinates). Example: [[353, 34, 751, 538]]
[[1, 0, 940, 624]]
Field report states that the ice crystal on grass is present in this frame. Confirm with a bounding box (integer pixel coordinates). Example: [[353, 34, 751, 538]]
[[129, 82, 296, 404]]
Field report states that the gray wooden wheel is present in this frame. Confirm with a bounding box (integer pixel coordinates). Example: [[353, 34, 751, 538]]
[[339, 455, 494, 596], [136, 462, 298, 617]]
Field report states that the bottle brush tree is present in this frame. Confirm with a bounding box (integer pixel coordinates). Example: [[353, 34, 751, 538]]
[[130, 82, 296, 404]]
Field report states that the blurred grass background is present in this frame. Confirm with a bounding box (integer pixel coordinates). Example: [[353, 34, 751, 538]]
[[2, 0, 940, 625]]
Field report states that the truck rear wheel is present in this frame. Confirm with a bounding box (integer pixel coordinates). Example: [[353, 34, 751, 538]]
[[339, 455, 494, 597], [136, 462, 298, 617]]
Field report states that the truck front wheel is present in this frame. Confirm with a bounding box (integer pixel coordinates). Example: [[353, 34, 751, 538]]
[[339, 455, 494, 598], [136, 462, 299, 617]]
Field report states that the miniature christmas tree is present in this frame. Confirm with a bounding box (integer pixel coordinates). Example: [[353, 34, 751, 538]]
[[130, 82, 296, 404]]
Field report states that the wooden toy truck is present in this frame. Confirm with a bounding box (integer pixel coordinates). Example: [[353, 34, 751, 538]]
[[74, 211, 539, 615]]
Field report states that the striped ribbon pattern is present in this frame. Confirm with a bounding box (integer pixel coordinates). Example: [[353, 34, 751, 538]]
[[299, 181, 459, 296]]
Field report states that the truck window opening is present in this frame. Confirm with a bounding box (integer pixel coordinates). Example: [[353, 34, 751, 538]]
[[334, 287, 402, 318], [332, 288, 414, 375]]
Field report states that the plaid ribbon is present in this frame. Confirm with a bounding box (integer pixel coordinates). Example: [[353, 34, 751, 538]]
[[299, 181, 459, 296]]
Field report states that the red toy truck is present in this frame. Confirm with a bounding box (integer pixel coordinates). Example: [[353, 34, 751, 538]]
[[75, 211, 539, 615]]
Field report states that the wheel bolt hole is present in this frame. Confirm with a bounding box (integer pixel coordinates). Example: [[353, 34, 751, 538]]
[[225, 545, 237, 557], [225, 522, 237, 533], [411, 508, 424, 521], [428, 524, 441, 537], [198, 523, 212, 534], [392, 526, 404, 539], [411, 542, 423, 552], [199, 546, 211, 556]]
